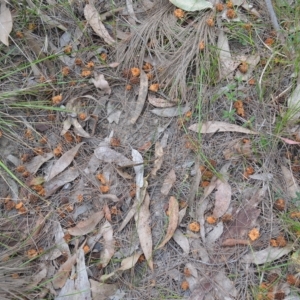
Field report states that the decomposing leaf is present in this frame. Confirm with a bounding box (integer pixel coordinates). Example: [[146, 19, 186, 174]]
[[132, 149, 144, 188], [100, 251, 143, 281], [235, 54, 260, 81], [217, 30, 240, 79], [44, 167, 79, 198], [25, 153, 54, 174], [206, 222, 224, 244], [223, 138, 253, 160], [151, 105, 190, 117], [130, 70, 148, 124], [103, 204, 112, 222], [134, 193, 153, 270], [68, 210, 104, 236], [90, 279, 118, 300], [148, 96, 176, 108], [241, 244, 293, 265], [280, 137, 300, 145], [94, 146, 134, 167], [214, 271, 238, 299], [281, 165, 300, 198], [173, 229, 190, 255], [107, 102, 122, 124], [91, 74, 111, 95], [100, 221, 115, 267], [71, 118, 91, 137], [84, 4, 115, 45], [46, 143, 84, 182], [161, 169, 176, 195], [189, 121, 258, 134], [52, 254, 76, 289], [151, 141, 164, 176], [157, 196, 179, 249], [0, 0, 13, 46], [213, 179, 231, 218], [169, 0, 213, 11]]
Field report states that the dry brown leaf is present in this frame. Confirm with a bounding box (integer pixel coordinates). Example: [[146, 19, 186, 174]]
[[46, 142, 84, 182], [89, 279, 118, 300], [213, 179, 231, 218], [189, 121, 258, 134], [151, 105, 190, 117], [84, 4, 115, 45], [222, 238, 250, 247], [103, 204, 111, 222], [25, 153, 54, 174], [134, 193, 153, 270], [130, 70, 148, 124], [100, 221, 115, 267], [151, 141, 164, 177], [173, 229, 190, 254], [148, 96, 176, 108], [68, 211, 104, 236], [52, 254, 76, 289], [157, 196, 179, 249], [94, 146, 134, 167], [0, 1, 13, 46], [91, 74, 111, 95], [281, 165, 300, 198], [132, 149, 144, 187], [161, 169, 176, 195]]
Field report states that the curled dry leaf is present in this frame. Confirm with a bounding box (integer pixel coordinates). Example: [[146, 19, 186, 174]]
[[91, 74, 111, 95], [161, 169, 176, 195], [148, 96, 176, 108], [130, 70, 148, 124], [157, 196, 179, 249], [46, 142, 84, 182], [189, 121, 258, 134], [100, 221, 115, 267], [84, 4, 115, 45], [132, 149, 144, 188], [25, 152, 54, 174], [134, 193, 153, 270], [94, 146, 134, 167], [68, 210, 104, 236]]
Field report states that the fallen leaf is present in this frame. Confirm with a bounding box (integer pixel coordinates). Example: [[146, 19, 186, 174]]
[[169, 0, 213, 11], [100, 251, 143, 281], [68, 210, 104, 236], [134, 193, 153, 270], [91, 74, 111, 95], [148, 96, 176, 108], [94, 146, 134, 167], [161, 169, 176, 195], [235, 54, 260, 81], [52, 254, 76, 289], [71, 118, 91, 137], [217, 31, 240, 80], [0, 1, 13, 46], [221, 238, 250, 246], [280, 137, 300, 145], [151, 105, 190, 117], [44, 167, 79, 198], [84, 4, 115, 45], [281, 165, 300, 198], [130, 70, 148, 124], [107, 102, 122, 124], [108, 62, 120, 68], [118, 180, 148, 232], [173, 229, 190, 255], [151, 142, 164, 177], [157, 196, 179, 249], [241, 244, 293, 265], [25, 153, 54, 175], [249, 173, 273, 181], [46, 143, 84, 182], [27, 263, 47, 290], [214, 271, 238, 299], [287, 84, 300, 123], [213, 179, 231, 218], [206, 222, 224, 244], [89, 279, 118, 300], [132, 149, 144, 188], [189, 121, 258, 134], [99, 221, 115, 267], [103, 204, 111, 222]]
